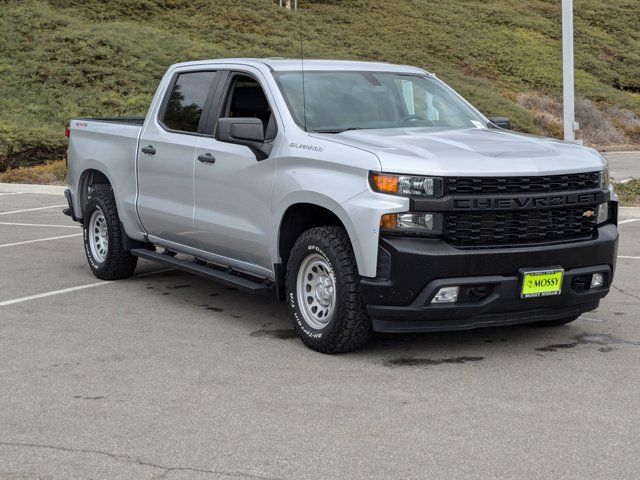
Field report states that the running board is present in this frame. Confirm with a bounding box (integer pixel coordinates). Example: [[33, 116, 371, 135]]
[[131, 249, 273, 295]]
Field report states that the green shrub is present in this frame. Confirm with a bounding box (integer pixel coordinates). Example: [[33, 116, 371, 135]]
[[613, 179, 640, 207], [0, 159, 67, 184], [1, 0, 638, 167]]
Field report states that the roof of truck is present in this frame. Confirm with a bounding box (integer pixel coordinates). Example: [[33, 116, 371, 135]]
[[170, 58, 431, 75]]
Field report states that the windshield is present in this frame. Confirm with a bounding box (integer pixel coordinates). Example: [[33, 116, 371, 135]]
[[274, 71, 488, 133]]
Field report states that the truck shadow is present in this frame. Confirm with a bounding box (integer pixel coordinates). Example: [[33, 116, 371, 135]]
[[366, 325, 545, 356], [134, 266, 623, 360]]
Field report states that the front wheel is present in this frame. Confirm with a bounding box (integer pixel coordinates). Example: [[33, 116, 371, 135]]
[[82, 189, 137, 280], [286, 226, 372, 353]]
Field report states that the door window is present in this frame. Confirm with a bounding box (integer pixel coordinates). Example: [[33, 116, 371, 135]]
[[219, 74, 277, 140], [162, 71, 217, 133]]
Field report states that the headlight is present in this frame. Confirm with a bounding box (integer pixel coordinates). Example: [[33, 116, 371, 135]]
[[371, 173, 443, 197], [380, 212, 443, 236], [596, 203, 609, 225], [600, 168, 609, 188]]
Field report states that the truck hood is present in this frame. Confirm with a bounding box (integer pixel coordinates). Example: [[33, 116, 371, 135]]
[[316, 127, 606, 176]]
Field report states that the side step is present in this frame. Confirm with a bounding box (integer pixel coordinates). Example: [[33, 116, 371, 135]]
[[131, 249, 273, 295]]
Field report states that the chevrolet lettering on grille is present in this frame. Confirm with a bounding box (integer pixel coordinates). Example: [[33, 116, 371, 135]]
[[452, 192, 600, 211]]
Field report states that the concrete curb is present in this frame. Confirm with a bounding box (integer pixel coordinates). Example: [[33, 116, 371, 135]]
[[619, 207, 640, 221], [603, 151, 640, 182], [600, 147, 640, 153], [0, 183, 67, 195]]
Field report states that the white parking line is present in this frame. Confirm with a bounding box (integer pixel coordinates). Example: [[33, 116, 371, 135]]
[[0, 269, 175, 307], [0, 192, 24, 196], [0, 233, 82, 249], [0, 205, 66, 216], [618, 255, 640, 260], [619, 218, 640, 225], [0, 281, 112, 307], [0, 222, 80, 229]]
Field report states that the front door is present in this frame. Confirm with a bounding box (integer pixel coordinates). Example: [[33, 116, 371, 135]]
[[193, 72, 279, 276], [137, 70, 219, 247]]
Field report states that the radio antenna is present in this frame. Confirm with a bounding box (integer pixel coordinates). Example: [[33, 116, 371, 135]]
[[299, 11, 307, 131]]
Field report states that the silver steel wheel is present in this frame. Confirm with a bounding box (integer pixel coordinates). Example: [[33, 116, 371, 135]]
[[88, 208, 108, 264], [296, 253, 336, 330]]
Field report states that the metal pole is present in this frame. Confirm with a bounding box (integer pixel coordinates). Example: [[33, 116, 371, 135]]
[[562, 0, 576, 142]]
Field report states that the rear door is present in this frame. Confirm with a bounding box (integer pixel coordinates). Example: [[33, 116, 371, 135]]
[[192, 71, 280, 276], [137, 70, 220, 247]]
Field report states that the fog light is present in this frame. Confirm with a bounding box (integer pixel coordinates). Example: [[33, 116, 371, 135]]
[[590, 273, 604, 288], [380, 212, 443, 236], [432, 286, 459, 304], [397, 212, 441, 232]]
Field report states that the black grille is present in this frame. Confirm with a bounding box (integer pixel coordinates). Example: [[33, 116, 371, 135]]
[[372, 246, 392, 281], [445, 172, 600, 195], [444, 207, 598, 247]]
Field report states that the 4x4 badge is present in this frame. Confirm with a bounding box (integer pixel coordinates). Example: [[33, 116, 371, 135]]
[[582, 210, 596, 218]]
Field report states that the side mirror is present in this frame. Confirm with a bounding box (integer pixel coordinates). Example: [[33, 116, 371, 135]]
[[215, 117, 272, 160], [487, 117, 512, 130]]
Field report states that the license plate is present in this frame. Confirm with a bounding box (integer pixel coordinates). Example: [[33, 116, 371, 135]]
[[521, 268, 564, 298]]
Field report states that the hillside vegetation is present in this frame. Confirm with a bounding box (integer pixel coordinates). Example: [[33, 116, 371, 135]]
[[1, 0, 639, 168]]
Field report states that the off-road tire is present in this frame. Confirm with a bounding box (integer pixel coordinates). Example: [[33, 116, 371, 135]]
[[82, 189, 137, 280], [286, 226, 373, 353]]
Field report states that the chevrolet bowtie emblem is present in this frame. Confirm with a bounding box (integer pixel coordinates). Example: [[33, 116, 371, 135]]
[[582, 210, 596, 218]]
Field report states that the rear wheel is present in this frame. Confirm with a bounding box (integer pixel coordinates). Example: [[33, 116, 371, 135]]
[[82, 189, 137, 280], [286, 226, 372, 353]]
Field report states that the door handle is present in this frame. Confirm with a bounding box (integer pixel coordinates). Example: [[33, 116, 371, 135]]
[[141, 145, 156, 155], [198, 153, 216, 164]]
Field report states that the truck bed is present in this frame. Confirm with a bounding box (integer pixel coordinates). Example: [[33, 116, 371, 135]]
[[67, 117, 145, 234], [74, 117, 145, 126]]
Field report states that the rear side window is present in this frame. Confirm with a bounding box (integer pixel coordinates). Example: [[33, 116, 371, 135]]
[[162, 71, 216, 133]]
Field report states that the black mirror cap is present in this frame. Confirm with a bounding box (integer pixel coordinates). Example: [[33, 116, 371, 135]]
[[487, 117, 512, 130], [215, 117, 271, 160], [216, 117, 265, 143]]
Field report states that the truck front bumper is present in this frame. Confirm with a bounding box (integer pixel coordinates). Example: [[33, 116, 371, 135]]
[[361, 224, 618, 333]]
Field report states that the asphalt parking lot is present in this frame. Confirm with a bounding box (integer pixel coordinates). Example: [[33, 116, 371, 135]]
[[1, 186, 639, 480], [606, 150, 640, 182]]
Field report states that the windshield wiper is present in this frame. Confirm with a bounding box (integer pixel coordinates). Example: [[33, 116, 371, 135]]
[[311, 127, 361, 134]]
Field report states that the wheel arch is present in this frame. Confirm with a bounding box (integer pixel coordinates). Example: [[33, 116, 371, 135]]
[[77, 168, 148, 252], [77, 168, 113, 220], [275, 198, 367, 299], [278, 203, 343, 266]]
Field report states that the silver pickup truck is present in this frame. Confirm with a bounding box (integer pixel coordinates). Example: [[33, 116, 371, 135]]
[[64, 58, 618, 353]]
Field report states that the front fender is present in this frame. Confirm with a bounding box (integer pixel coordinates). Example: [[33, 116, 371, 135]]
[[338, 190, 408, 277], [272, 190, 408, 278]]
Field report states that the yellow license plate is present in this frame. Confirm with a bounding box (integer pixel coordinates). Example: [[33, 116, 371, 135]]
[[521, 269, 564, 298]]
